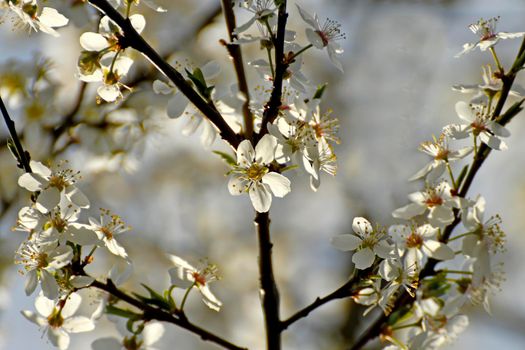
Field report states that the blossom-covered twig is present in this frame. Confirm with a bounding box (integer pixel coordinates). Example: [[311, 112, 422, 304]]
[[87, 0, 241, 148], [349, 36, 525, 350]]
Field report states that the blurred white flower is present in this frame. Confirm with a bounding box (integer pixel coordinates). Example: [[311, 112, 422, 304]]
[[167, 254, 222, 311], [7, 0, 68, 36], [296, 4, 345, 71], [443, 101, 510, 151], [22, 293, 95, 350], [456, 17, 525, 57], [91, 322, 164, 350]]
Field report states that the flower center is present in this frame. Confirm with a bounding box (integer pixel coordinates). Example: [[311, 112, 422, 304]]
[[36, 252, 48, 269], [47, 309, 64, 329], [48, 175, 69, 191], [100, 226, 113, 240], [192, 271, 207, 286], [425, 193, 443, 207], [406, 233, 423, 248], [246, 163, 268, 181]]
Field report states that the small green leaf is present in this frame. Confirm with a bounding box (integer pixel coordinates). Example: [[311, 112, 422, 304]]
[[455, 165, 469, 190], [213, 150, 237, 166], [313, 83, 327, 100], [105, 304, 140, 319], [185, 68, 212, 99]]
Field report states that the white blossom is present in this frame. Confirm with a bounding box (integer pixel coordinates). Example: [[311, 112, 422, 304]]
[[456, 17, 525, 57], [331, 217, 392, 270], [296, 4, 345, 71], [228, 135, 291, 213], [167, 254, 222, 311], [22, 293, 95, 350]]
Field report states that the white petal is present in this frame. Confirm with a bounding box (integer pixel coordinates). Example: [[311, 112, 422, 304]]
[[167, 93, 189, 119], [61, 292, 82, 318], [327, 44, 344, 72], [18, 173, 44, 191], [48, 328, 69, 350], [40, 270, 59, 300], [305, 28, 325, 49], [152, 80, 173, 94], [25, 270, 38, 296], [255, 134, 277, 164], [236, 140, 255, 166], [199, 286, 222, 311], [129, 14, 146, 34], [331, 234, 361, 251], [455, 101, 475, 123], [143, 323, 165, 346], [39, 7, 69, 28], [424, 240, 455, 260], [69, 276, 94, 288], [489, 121, 510, 137], [36, 187, 61, 213], [79, 32, 108, 51], [21, 310, 47, 327], [262, 172, 290, 198], [249, 183, 272, 213], [97, 85, 120, 102], [91, 338, 122, 350], [429, 205, 455, 226], [201, 61, 221, 79], [168, 267, 193, 289], [105, 238, 128, 258], [66, 187, 90, 208], [479, 132, 507, 150], [63, 316, 95, 333], [352, 248, 375, 270], [295, 4, 318, 29], [35, 293, 55, 316], [392, 203, 426, 220], [497, 31, 525, 39], [228, 175, 249, 196], [454, 42, 476, 58], [374, 240, 393, 259]]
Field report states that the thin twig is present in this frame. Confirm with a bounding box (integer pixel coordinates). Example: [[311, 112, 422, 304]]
[[258, 1, 289, 139], [0, 95, 31, 173], [91, 280, 247, 350], [281, 270, 359, 330], [220, 0, 253, 140]]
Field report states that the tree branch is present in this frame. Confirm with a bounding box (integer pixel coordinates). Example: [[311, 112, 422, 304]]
[[220, 0, 253, 140], [0, 95, 32, 173], [255, 211, 281, 349], [281, 270, 359, 331], [87, 0, 240, 148], [258, 1, 289, 139]]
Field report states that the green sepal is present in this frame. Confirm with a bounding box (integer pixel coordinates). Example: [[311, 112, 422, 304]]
[[386, 304, 413, 326], [213, 150, 237, 166], [105, 304, 140, 319], [131, 284, 171, 310]]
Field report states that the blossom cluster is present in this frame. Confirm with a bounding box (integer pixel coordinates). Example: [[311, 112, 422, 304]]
[[330, 17, 518, 348], [14, 161, 221, 349]]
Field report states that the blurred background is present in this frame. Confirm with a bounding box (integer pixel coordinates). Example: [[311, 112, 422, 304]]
[[1, 0, 525, 349]]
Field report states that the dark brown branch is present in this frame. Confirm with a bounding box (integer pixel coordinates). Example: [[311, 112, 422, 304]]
[[255, 211, 281, 349], [220, 0, 253, 140], [87, 0, 240, 148], [281, 270, 359, 330], [258, 1, 289, 139], [0, 95, 32, 173], [91, 280, 247, 350]]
